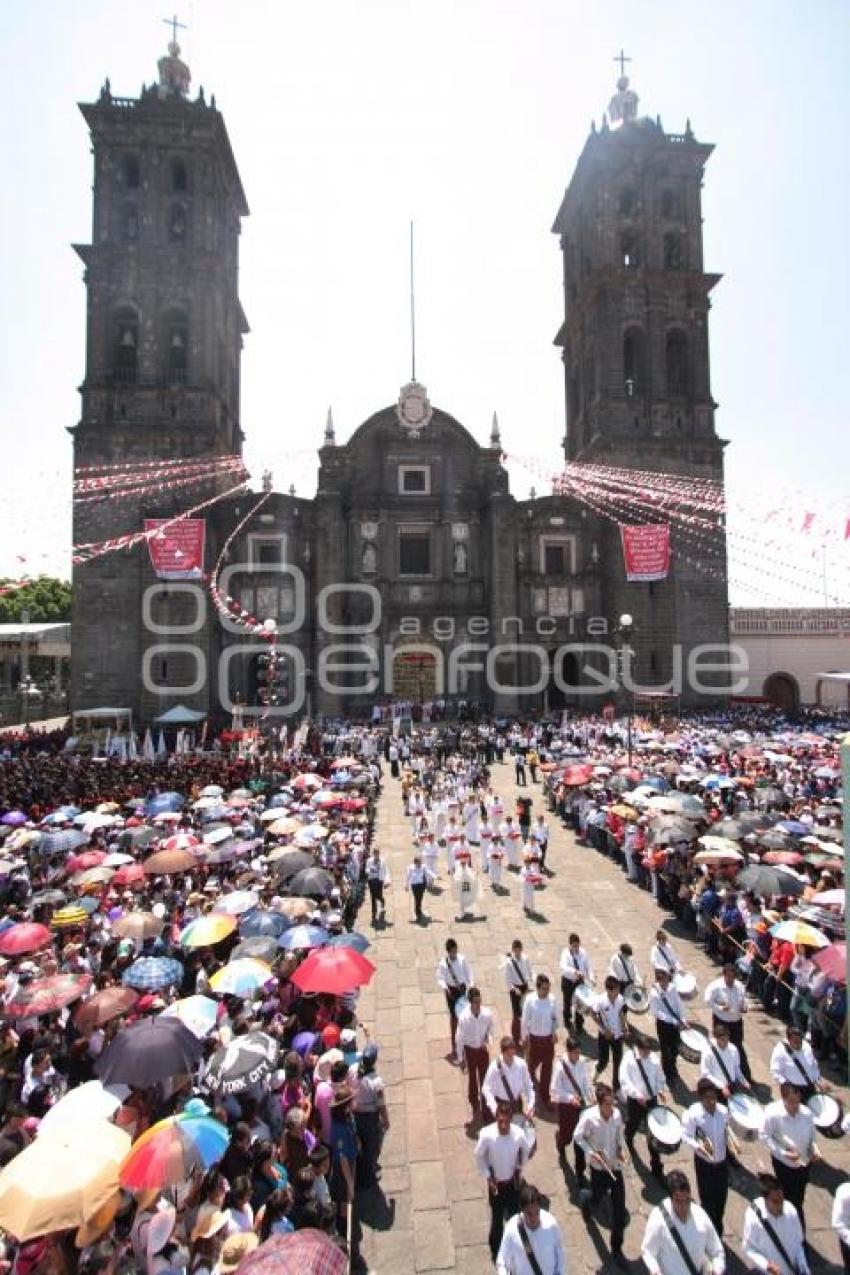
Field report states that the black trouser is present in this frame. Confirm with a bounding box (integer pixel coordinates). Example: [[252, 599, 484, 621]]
[[561, 977, 584, 1032], [367, 879, 385, 920], [596, 1035, 624, 1091], [487, 1179, 520, 1259], [354, 1110, 383, 1189], [410, 883, 426, 920], [695, 1155, 729, 1238], [509, 990, 525, 1047], [625, 1097, 662, 1173], [656, 1019, 681, 1082], [772, 1157, 810, 1235], [840, 1239, 850, 1273], [711, 1015, 752, 1082], [586, 1167, 625, 1251]]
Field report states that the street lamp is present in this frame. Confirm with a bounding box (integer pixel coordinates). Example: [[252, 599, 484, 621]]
[[20, 676, 37, 732], [617, 613, 635, 765]]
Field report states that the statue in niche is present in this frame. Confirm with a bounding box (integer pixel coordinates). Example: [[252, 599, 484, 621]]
[[453, 541, 468, 574], [361, 542, 377, 575]]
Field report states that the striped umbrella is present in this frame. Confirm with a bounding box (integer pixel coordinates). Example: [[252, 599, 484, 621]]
[[50, 904, 91, 930], [179, 914, 237, 949], [122, 956, 184, 991], [209, 958, 272, 997], [119, 1099, 229, 1189], [161, 832, 201, 854]]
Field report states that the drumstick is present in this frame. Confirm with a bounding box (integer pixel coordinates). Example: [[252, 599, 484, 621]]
[[590, 1144, 617, 1180]]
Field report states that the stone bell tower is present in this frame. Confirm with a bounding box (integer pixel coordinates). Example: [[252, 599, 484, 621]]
[[551, 64, 730, 702], [70, 37, 249, 717]]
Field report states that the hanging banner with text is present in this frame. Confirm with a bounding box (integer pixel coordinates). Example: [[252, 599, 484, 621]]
[[145, 518, 206, 580], [620, 523, 671, 582]]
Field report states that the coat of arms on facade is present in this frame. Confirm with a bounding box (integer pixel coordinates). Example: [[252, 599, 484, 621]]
[[395, 380, 433, 436]]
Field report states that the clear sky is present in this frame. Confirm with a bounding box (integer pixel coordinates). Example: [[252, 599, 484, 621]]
[[0, 0, 847, 604]]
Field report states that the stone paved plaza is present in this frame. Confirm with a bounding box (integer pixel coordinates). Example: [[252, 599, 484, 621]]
[[353, 762, 849, 1274]]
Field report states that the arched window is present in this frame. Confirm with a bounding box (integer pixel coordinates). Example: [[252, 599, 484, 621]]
[[169, 204, 187, 242], [619, 187, 637, 217], [623, 326, 645, 397], [171, 159, 188, 193], [123, 155, 140, 189], [665, 329, 689, 398], [113, 309, 139, 385], [663, 233, 683, 270], [620, 231, 640, 269], [165, 313, 189, 385]]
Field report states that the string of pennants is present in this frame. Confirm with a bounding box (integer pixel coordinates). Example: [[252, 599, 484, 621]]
[[207, 489, 277, 638]]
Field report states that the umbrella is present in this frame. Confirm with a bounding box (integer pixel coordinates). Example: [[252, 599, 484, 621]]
[[758, 830, 796, 852], [261, 810, 295, 826], [311, 791, 345, 809], [693, 847, 743, 865], [144, 793, 185, 816], [229, 787, 253, 801], [66, 850, 107, 873], [4, 972, 92, 1018], [143, 848, 199, 875], [0, 812, 27, 827], [811, 826, 843, 844], [292, 774, 323, 791], [203, 1032, 279, 1095], [561, 764, 593, 787], [233, 937, 279, 963], [763, 850, 805, 867], [712, 819, 746, 840], [640, 775, 670, 792], [287, 867, 334, 898], [41, 805, 80, 824], [204, 840, 244, 865], [117, 826, 158, 851], [811, 889, 845, 909], [50, 904, 90, 930], [213, 890, 259, 917], [111, 912, 164, 942], [290, 947, 375, 994], [179, 914, 237, 948], [753, 786, 786, 809], [162, 995, 219, 1038], [648, 794, 706, 818], [119, 1098, 229, 1190], [122, 956, 184, 991], [696, 835, 742, 856], [161, 832, 201, 854], [648, 822, 695, 847], [200, 785, 224, 798], [38, 1080, 129, 1135], [29, 889, 67, 908], [39, 829, 88, 856], [0, 1120, 130, 1242], [769, 920, 830, 949], [737, 865, 805, 897], [271, 850, 315, 880], [110, 863, 146, 889], [278, 924, 329, 951], [738, 812, 778, 831], [71, 865, 115, 887], [326, 931, 370, 954], [272, 897, 313, 920], [777, 820, 809, 837], [812, 942, 846, 983], [209, 958, 272, 997], [102, 852, 135, 868], [240, 910, 290, 939], [97, 1017, 203, 1087], [73, 986, 140, 1032], [0, 922, 51, 956], [236, 1230, 347, 1275]]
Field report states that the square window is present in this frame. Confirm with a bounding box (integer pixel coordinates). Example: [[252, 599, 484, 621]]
[[399, 531, 430, 576], [251, 537, 284, 566], [399, 466, 430, 494], [544, 544, 567, 575]]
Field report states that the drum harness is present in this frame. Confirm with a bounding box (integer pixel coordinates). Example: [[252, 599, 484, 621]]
[[783, 1042, 816, 1092], [497, 1062, 523, 1115], [708, 1041, 735, 1091], [660, 1203, 703, 1275], [560, 1056, 588, 1107], [508, 956, 529, 995], [752, 1203, 805, 1275]]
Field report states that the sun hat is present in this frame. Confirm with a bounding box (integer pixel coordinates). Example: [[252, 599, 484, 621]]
[[191, 1205, 230, 1241], [218, 1232, 259, 1270]]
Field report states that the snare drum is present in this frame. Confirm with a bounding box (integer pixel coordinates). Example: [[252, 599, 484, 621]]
[[453, 995, 469, 1018], [679, 1028, 709, 1064], [512, 1113, 537, 1156], [647, 1105, 682, 1155], [573, 984, 595, 1014], [674, 971, 698, 1001], [728, 1092, 765, 1141], [624, 985, 650, 1015], [806, 1093, 845, 1139]]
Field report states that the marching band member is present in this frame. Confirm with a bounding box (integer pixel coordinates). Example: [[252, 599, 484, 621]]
[[552, 1035, 593, 1174], [591, 975, 628, 1092], [621, 1035, 667, 1181], [436, 938, 473, 1055], [520, 974, 558, 1109], [682, 1078, 732, 1239], [701, 1021, 751, 1099], [504, 939, 533, 1047], [482, 1036, 535, 1120], [608, 942, 640, 994], [455, 986, 495, 1119], [769, 1025, 824, 1102], [474, 1100, 530, 1263], [649, 967, 690, 1087], [705, 962, 752, 1082], [576, 1083, 628, 1267], [742, 1174, 809, 1275], [559, 932, 594, 1035], [496, 1183, 567, 1275], [650, 930, 683, 976], [641, 1170, 725, 1275], [761, 1083, 820, 1236]]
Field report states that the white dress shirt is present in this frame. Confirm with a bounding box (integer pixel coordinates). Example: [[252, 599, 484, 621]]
[[474, 1123, 528, 1182], [496, 1210, 567, 1275], [620, 1049, 666, 1102], [761, 1100, 817, 1168], [552, 1053, 593, 1106], [609, 952, 639, 986], [704, 976, 747, 1023], [650, 984, 685, 1027], [406, 862, 433, 887], [482, 1056, 535, 1116], [559, 946, 593, 984], [521, 994, 558, 1040], [682, 1101, 729, 1165], [455, 1005, 495, 1061], [365, 857, 390, 883], [742, 1199, 809, 1275], [575, 1105, 625, 1170], [592, 992, 626, 1039], [436, 953, 473, 992], [650, 941, 681, 973], [701, 1038, 745, 1090], [832, 1181, 850, 1249], [769, 1040, 821, 1091], [504, 953, 534, 992], [642, 1201, 725, 1275]]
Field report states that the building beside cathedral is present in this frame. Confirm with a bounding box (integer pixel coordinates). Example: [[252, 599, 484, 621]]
[[70, 44, 730, 724]]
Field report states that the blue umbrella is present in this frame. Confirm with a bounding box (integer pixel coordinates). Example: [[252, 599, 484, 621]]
[[327, 931, 370, 954], [40, 830, 89, 856], [77, 896, 100, 915], [41, 806, 81, 825], [199, 805, 231, 824], [267, 793, 290, 809], [240, 910, 291, 939], [278, 925, 329, 951], [145, 793, 185, 816], [777, 820, 808, 837], [123, 956, 184, 991], [640, 775, 669, 792]]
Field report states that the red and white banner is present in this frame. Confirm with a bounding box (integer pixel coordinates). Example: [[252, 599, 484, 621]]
[[145, 518, 206, 579], [620, 524, 671, 581]]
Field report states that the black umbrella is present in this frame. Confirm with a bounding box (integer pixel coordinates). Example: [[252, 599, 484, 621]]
[[287, 867, 335, 898], [271, 850, 315, 882], [712, 819, 745, 840], [118, 827, 158, 852], [96, 1016, 203, 1087], [233, 937, 279, 963], [753, 787, 786, 810], [757, 830, 795, 852], [738, 812, 777, 831], [30, 889, 68, 907], [737, 865, 805, 898], [203, 1031, 278, 1096]]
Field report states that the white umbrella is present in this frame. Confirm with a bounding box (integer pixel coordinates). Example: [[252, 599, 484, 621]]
[[37, 1081, 129, 1136]]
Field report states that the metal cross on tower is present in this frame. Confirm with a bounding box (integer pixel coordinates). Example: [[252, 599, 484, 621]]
[[614, 48, 632, 77], [163, 13, 187, 46]]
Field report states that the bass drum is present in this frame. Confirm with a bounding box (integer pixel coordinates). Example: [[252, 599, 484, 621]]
[[647, 1105, 682, 1155], [512, 1114, 537, 1157], [674, 972, 698, 1001], [624, 985, 650, 1015], [806, 1093, 845, 1139], [573, 984, 595, 1015], [679, 1028, 709, 1065], [728, 1092, 765, 1142]]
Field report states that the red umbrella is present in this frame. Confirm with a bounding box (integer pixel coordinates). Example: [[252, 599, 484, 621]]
[[112, 863, 146, 888], [339, 797, 367, 812], [161, 832, 201, 854], [812, 942, 846, 983], [763, 850, 805, 867], [5, 972, 92, 1017], [0, 922, 51, 956], [65, 850, 107, 874], [289, 946, 375, 995], [292, 774, 323, 791], [561, 764, 593, 787]]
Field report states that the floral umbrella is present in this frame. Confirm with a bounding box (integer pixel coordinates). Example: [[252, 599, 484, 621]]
[[4, 972, 92, 1018]]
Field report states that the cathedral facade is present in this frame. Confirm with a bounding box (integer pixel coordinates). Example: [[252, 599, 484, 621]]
[[70, 45, 729, 724]]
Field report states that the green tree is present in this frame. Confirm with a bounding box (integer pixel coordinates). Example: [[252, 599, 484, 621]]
[[0, 576, 72, 624]]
